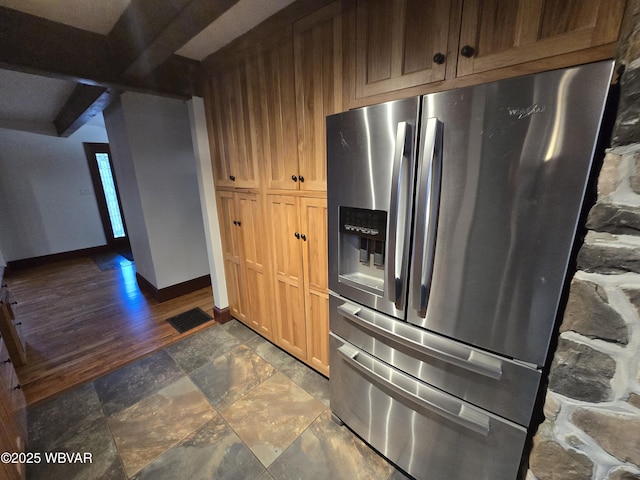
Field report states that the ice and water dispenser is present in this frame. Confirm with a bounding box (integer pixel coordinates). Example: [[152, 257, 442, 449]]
[[338, 206, 387, 296]]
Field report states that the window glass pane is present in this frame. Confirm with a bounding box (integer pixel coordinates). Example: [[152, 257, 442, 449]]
[[95, 153, 126, 238]]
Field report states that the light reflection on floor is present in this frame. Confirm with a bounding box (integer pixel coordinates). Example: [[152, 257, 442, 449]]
[[118, 262, 139, 301]]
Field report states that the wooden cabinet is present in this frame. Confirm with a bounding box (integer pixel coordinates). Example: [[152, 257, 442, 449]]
[[216, 191, 246, 322], [0, 286, 26, 367], [300, 197, 330, 375], [353, 0, 453, 98], [236, 193, 272, 338], [293, 2, 343, 192], [207, 56, 261, 189], [259, 30, 301, 191], [268, 195, 329, 375], [0, 335, 27, 480], [258, 4, 343, 193], [456, 0, 627, 77], [347, 0, 626, 104], [216, 191, 273, 338], [268, 195, 308, 359]]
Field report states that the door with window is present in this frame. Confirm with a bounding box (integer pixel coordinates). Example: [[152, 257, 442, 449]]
[[83, 143, 129, 250]]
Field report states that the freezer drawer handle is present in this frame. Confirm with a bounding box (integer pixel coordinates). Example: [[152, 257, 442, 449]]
[[337, 343, 491, 436], [337, 303, 503, 380]]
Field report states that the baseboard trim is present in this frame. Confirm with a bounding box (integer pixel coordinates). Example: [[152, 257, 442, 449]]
[[214, 306, 232, 324], [135, 273, 212, 303], [7, 245, 113, 271]]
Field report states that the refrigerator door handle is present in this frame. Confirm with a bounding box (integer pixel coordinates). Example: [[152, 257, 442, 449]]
[[387, 121, 411, 309], [337, 303, 503, 380], [336, 342, 491, 436], [411, 117, 443, 316]]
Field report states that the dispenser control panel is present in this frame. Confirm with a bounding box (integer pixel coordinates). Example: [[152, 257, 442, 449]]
[[340, 207, 387, 241]]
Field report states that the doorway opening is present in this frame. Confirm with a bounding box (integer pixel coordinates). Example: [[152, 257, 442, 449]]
[[83, 142, 130, 252]]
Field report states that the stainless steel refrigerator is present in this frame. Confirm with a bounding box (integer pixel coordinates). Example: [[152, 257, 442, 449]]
[[326, 60, 614, 480]]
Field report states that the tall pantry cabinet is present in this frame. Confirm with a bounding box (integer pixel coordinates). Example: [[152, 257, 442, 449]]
[[206, 2, 341, 376]]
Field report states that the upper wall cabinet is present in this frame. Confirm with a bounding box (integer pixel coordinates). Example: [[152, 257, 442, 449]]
[[353, 0, 453, 99], [293, 2, 343, 192], [207, 56, 261, 189], [347, 0, 626, 104], [259, 29, 300, 191], [456, 0, 627, 77]]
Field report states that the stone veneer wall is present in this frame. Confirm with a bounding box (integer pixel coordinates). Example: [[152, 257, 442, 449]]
[[527, 4, 640, 480]]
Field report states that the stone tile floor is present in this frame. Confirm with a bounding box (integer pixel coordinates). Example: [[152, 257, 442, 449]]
[[26, 319, 411, 479]]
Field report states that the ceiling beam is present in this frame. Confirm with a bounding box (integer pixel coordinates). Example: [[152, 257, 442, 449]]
[[54, 84, 119, 137], [108, 0, 240, 80], [0, 6, 117, 83], [0, 6, 203, 97], [0, 3, 218, 136]]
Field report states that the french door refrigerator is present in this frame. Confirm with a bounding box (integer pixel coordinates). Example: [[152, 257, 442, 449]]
[[326, 60, 614, 480]]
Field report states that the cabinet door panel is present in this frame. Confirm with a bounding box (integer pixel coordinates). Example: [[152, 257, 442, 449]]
[[301, 197, 329, 375], [260, 33, 300, 190], [355, 0, 451, 98], [238, 193, 272, 339], [457, 0, 626, 76], [206, 76, 232, 187], [294, 2, 342, 192], [269, 195, 307, 359], [217, 192, 246, 322], [208, 61, 259, 188]]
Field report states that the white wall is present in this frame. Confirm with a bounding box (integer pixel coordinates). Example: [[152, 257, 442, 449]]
[[188, 97, 228, 309], [103, 92, 210, 290], [0, 118, 108, 261]]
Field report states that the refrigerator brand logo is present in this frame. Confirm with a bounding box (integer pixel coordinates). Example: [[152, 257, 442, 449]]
[[507, 104, 546, 119]]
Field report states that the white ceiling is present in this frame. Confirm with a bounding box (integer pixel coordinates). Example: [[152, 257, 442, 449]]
[[0, 0, 295, 132]]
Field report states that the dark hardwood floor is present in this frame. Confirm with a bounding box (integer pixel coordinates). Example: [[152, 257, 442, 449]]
[[5, 254, 215, 406]]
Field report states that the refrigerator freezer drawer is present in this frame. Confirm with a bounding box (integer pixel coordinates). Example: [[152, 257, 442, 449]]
[[330, 334, 527, 480], [330, 293, 541, 426]]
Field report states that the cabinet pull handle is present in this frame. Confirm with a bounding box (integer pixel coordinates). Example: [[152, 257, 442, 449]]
[[298, 175, 305, 183], [294, 232, 300, 239], [300, 233, 307, 241], [460, 45, 475, 58], [292, 175, 298, 182], [3, 358, 11, 364], [13, 384, 21, 390], [15, 322, 21, 326], [433, 53, 445, 64]]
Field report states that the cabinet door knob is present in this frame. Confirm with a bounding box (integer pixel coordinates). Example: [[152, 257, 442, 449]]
[[433, 53, 445, 64], [298, 175, 305, 183], [300, 233, 307, 241], [3, 358, 11, 364], [229, 175, 236, 181], [13, 384, 21, 390], [294, 232, 300, 239], [292, 175, 298, 182], [460, 45, 475, 58], [236, 221, 241, 227]]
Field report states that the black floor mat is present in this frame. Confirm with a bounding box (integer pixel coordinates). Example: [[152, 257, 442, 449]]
[[167, 307, 214, 333]]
